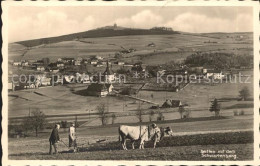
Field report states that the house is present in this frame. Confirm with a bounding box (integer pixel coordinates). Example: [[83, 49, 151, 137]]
[[49, 68, 59, 73], [75, 57, 83, 66], [62, 58, 75, 65], [41, 77, 52, 86], [102, 61, 112, 65], [86, 83, 113, 97], [90, 60, 98, 65], [83, 59, 89, 64], [115, 61, 125, 65], [162, 99, 182, 108], [188, 66, 203, 74], [37, 66, 45, 71], [95, 55, 103, 60], [57, 62, 65, 68], [147, 42, 155, 47], [206, 70, 224, 79], [13, 61, 22, 66], [21, 61, 29, 67], [96, 62, 103, 67]]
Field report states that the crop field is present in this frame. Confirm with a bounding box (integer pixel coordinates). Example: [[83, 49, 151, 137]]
[[8, 130, 253, 160]]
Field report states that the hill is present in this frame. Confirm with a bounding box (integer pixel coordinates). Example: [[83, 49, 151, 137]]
[[16, 26, 179, 47]]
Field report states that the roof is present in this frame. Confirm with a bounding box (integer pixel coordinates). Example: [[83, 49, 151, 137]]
[[87, 83, 112, 92], [162, 99, 182, 108], [62, 58, 74, 60]]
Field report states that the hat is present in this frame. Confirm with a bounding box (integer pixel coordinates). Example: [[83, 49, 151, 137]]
[[152, 123, 157, 128]]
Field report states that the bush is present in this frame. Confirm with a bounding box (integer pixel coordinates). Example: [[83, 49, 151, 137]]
[[233, 110, 238, 116], [61, 121, 68, 128], [157, 112, 164, 121], [183, 109, 191, 119], [120, 87, 136, 95], [240, 110, 245, 115]]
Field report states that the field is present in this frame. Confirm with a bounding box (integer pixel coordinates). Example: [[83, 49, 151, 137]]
[[8, 32, 254, 160], [9, 126, 253, 160], [9, 32, 253, 65]]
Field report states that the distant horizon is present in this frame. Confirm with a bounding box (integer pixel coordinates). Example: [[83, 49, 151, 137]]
[[11, 24, 253, 44], [9, 6, 253, 43]]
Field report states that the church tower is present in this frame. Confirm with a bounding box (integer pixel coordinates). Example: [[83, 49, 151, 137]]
[[103, 60, 115, 83]]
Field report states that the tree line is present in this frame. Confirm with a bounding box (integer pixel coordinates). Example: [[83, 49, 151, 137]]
[[184, 52, 253, 69]]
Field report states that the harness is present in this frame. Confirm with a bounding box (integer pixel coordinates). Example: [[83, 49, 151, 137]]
[[139, 125, 150, 140]]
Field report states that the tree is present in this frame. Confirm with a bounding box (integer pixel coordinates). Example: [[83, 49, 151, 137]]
[[149, 110, 155, 122], [209, 98, 221, 117], [157, 111, 164, 121], [97, 104, 108, 125], [22, 117, 34, 135], [239, 86, 250, 101], [136, 105, 143, 123], [178, 106, 185, 119], [24, 109, 46, 137], [111, 113, 117, 125], [61, 120, 68, 131]]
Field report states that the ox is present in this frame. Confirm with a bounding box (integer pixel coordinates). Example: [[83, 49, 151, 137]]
[[118, 124, 172, 150]]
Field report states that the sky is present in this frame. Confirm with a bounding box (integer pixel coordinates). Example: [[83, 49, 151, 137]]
[[8, 6, 253, 42]]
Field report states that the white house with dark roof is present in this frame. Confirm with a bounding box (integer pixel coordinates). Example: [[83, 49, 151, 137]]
[[86, 83, 113, 97], [206, 70, 224, 79]]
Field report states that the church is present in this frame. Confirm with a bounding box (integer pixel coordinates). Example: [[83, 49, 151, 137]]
[[103, 61, 115, 83]]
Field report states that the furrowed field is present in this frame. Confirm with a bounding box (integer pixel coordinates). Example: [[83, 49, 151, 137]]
[[9, 129, 253, 160]]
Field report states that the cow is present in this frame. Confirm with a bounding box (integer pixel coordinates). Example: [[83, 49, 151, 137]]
[[118, 124, 173, 150]]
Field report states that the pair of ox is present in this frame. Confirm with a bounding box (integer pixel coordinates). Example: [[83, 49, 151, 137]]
[[118, 124, 173, 150]]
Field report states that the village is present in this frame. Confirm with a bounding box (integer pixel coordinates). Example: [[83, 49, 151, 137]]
[[8, 52, 251, 96], [5, 3, 257, 161]]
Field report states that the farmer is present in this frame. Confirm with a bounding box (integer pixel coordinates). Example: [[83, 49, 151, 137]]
[[151, 123, 161, 139], [49, 124, 61, 155], [69, 122, 77, 152]]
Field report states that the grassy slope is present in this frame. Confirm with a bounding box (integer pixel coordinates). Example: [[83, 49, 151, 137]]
[[8, 32, 253, 64], [9, 131, 253, 160]]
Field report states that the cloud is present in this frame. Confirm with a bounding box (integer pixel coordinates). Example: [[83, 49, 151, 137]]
[[114, 10, 163, 29], [9, 10, 97, 42], [164, 12, 253, 33], [8, 7, 253, 42]]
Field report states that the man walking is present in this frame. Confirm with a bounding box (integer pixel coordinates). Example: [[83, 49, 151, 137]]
[[69, 123, 77, 152], [49, 124, 61, 154]]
